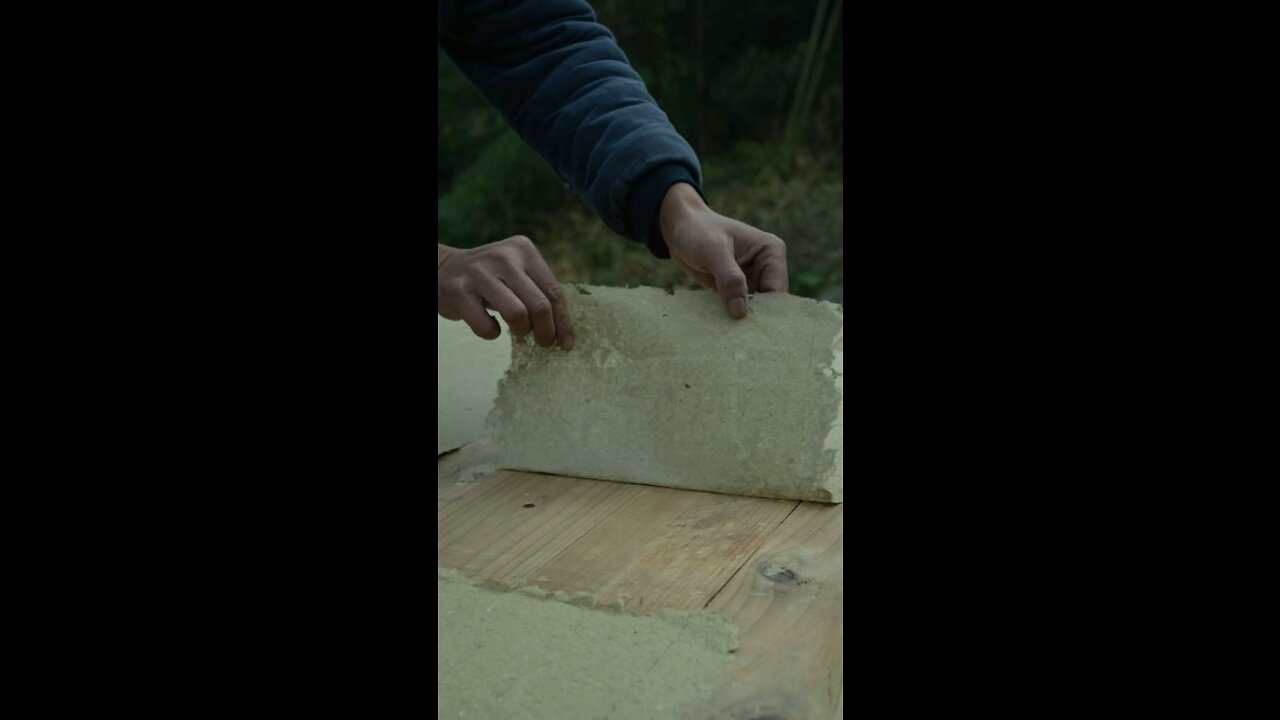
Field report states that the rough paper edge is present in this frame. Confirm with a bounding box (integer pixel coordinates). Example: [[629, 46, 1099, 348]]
[[436, 567, 739, 652]]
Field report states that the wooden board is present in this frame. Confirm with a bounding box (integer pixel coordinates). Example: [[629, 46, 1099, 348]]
[[437, 444, 843, 719], [705, 502, 844, 719]]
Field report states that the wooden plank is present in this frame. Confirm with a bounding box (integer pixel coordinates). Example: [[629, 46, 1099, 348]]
[[438, 467, 645, 585], [438, 452, 844, 717], [439, 453, 797, 612], [706, 501, 844, 720], [531, 485, 798, 614]]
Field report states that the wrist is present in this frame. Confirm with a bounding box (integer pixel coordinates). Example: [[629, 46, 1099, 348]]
[[658, 183, 710, 248]]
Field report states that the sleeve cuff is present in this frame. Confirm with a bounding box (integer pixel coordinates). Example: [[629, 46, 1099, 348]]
[[626, 163, 703, 259]]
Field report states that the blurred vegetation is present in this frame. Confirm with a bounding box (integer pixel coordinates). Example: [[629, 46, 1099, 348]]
[[438, 0, 843, 303]]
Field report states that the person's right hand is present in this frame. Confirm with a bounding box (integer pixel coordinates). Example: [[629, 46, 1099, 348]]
[[438, 236, 575, 350]]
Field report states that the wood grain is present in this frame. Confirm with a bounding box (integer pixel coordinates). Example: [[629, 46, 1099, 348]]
[[437, 451, 844, 720], [532, 485, 797, 613], [706, 501, 844, 720], [438, 467, 644, 586]]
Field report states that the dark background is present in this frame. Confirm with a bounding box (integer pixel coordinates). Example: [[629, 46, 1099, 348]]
[[437, 0, 845, 303]]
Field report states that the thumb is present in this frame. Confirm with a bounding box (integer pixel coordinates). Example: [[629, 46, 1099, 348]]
[[705, 243, 749, 319]]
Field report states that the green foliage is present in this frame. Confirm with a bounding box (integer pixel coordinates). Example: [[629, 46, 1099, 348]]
[[437, 131, 571, 250], [437, 49, 508, 192], [709, 45, 803, 144], [709, 153, 843, 303]]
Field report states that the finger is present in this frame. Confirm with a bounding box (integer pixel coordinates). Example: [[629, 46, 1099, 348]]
[[519, 250, 576, 351], [503, 273, 556, 348], [705, 244, 750, 319], [456, 293, 501, 340], [758, 262, 788, 293], [477, 280, 531, 339], [739, 229, 788, 294], [745, 259, 764, 294], [757, 249, 789, 293]]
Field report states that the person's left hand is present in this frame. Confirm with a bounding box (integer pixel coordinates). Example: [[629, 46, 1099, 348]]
[[658, 183, 789, 319]]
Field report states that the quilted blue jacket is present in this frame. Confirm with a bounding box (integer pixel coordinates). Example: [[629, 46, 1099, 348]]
[[438, 0, 703, 258]]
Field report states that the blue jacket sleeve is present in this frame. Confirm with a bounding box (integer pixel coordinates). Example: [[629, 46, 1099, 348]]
[[438, 0, 703, 259]]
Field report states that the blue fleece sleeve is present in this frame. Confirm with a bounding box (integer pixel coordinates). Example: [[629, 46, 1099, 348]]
[[439, 0, 703, 258]]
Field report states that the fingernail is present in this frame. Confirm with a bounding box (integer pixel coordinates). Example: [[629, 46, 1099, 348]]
[[562, 334, 574, 350], [729, 298, 747, 318]]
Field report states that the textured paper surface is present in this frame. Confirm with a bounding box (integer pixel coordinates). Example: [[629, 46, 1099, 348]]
[[438, 569, 737, 719], [488, 285, 843, 502], [438, 316, 510, 454]]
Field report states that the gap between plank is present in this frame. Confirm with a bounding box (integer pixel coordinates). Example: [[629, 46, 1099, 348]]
[[702, 500, 802, 609]]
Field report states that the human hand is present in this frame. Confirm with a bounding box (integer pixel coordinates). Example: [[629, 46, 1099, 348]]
[[658, 183, 789, 319], [438, 236, 575, 350]]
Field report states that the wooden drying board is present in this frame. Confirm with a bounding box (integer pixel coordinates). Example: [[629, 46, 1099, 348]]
[[438, 443, 844, 720]]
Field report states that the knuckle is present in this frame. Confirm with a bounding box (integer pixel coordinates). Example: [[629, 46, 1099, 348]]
[[507, 235, 534, 251], [528, 297, 552, 317], [447, 279, 472, 298], [544, 283, 564, 302], [505, 307, 530, 328]]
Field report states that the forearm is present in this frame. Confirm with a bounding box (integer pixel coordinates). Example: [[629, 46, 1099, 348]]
[[440, 0, 700, 243]]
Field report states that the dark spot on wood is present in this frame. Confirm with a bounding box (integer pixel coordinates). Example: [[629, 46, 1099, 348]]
[[759, 562, 798, 583], [684, 383, 691, 389], [523, 503, 536, 508], [750, 715, 786, 720], [576, 286, 591, 295]]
